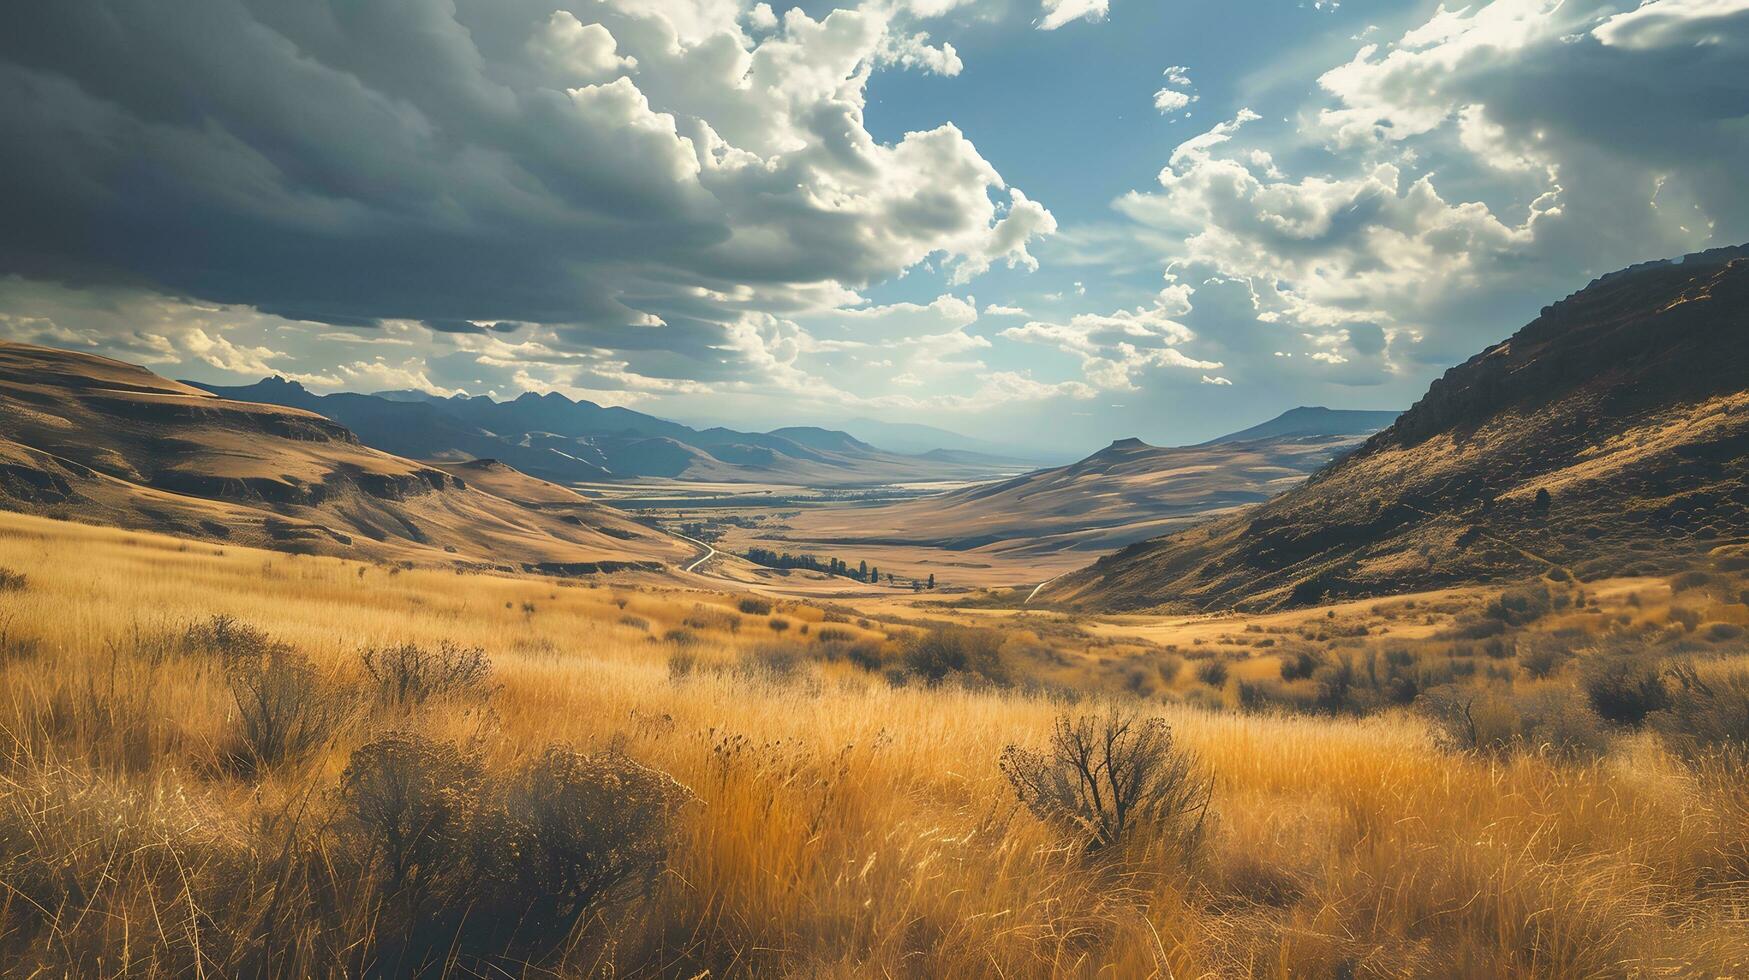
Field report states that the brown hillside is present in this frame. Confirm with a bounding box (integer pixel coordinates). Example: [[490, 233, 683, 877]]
[[1051, 247, 1749, 612], [0, 342, 693, 572]]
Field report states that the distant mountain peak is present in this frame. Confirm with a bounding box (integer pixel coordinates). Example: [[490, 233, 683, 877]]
[[1105, 437, 1149, 452], [1203, 406, 1400, 446]]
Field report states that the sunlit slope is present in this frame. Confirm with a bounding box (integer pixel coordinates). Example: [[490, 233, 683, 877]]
[[719, 429, 1375, 585], [1054, 247, 1749, 612], [0, 342, 692, 571]]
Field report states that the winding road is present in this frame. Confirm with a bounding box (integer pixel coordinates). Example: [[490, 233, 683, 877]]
[[1025, 570, 1069, 604], [672, 531, 718, 574]]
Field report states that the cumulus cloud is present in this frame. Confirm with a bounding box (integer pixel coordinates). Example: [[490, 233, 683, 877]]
[[1039, 0, 1110, 30], [1111, 0, 1749, 391], [1153, 65, 1197, 117], [0, 0, 1054, 403], [1000, 292, 1223, 392]]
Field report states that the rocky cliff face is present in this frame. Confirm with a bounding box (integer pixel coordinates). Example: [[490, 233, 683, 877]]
[[1050, 247, 1749, 612]]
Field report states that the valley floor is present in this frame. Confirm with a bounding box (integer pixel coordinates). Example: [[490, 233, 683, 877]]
[[1, 511, 1746, 976]]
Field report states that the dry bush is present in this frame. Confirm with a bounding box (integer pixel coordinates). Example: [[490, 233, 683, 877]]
[[225, 647, 351, 771], [1582, 650, 1671, 725], [768, 616, 791, 633], [1000, 705, 1211, 861], [1195, 658, 1230, 687], [339, 732, 483, 892], [819, 638, 885, 672], [736, 644, 803, 683], [736, 597, 773, 616], [1652, 663, 1749, 761], [488, 746, 694, 932], [684, 607, 740, 633], [0, 566, 27, 591], [180, 613, 278, 661], [1421, 686, 1609, 760], [667, 648, 698, 680], [902, 626, 1008, 686], [362, 641, 492, 706], [1278, 648, 1320, 681]]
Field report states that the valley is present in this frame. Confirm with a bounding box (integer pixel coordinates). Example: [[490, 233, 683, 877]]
[[1, 247, 1747, 977]]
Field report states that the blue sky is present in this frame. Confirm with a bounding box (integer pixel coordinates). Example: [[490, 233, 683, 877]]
[[2, 0, 1746, 454]]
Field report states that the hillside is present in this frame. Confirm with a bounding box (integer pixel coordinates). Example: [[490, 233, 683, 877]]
[[200, 380, 1024, 487], [0, 342, 693, 572], [1202, 407, 1401, 445], [711, 410, 1387, 586], [1051, 246, 1749, 611]]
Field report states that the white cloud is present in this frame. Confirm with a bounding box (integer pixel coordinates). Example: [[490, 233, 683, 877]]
[[1154, 65, 1198, 117], [529, 11, 636, 81], [1594, 0, 1749, 48], [1039, 0, 1110, 31], [1108, 0, 1749, 394]]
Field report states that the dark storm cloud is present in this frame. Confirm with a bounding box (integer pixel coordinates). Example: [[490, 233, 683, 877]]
[[0, 0, 1049, 379]]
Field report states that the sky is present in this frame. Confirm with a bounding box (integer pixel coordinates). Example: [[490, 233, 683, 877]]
[[1, 0, 1746, 454]]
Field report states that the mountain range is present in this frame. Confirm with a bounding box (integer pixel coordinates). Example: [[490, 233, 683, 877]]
[[711, 412, 1397, 585], [1051, 245, 1749, 611], [196, 379, 1034, 487], [0, 343, 693, 572]]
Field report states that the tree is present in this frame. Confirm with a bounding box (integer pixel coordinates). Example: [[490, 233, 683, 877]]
[[1534, 487, 1552, 513], [869, 565, 880, 584], [927, 573, 935, 590], [858, 559, 868, 580]]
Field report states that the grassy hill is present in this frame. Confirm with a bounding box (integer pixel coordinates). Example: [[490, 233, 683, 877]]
[[0, 342, 693, 572], [1051, 247, 1749, 612]]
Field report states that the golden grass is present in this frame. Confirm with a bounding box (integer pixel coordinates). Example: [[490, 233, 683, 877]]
[[0, 510, 1745, 977]]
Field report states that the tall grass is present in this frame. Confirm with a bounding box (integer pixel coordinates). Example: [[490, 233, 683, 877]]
[[0, 511, 1744, 976]]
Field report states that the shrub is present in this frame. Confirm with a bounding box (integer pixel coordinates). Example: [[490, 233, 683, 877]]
[[1194, 659, 1229, 688], [814, 627, 855, 644], [1582, 652, 1670, 725], [1670, 570, 1715, 592], [1000, 706, 1211, 860], [0, 567, 26, 592], [737, 644, 802, 682], [181, 614, 276, 661], [1487, 584, 1552, 626], [619, 614, 650, 631], [902, 627, 1008, 686], [737, 597, 773, 616], [1155, 653, 1183, 684], [666, 649, 698, 680], [768, 617, 791, 633], [1518, 637, 1570, 679], [1312, 655, 1359, 713], [1421, 687, 1608, 760], [662, 628, 698, 647], [489, 746, 694, 930], [1279, 649, 1321, 681], [1651, 663, 1749, 761], [338, 733, 482, 892], [821, 639, 885, 672], [1516, 688, 1610, 759], [225, 647, 350, 771], [684, 608, 740, 633], [362, 641, 492, 706]]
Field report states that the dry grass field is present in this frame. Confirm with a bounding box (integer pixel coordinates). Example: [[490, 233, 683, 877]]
[[2, 510, 1747, 977]]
